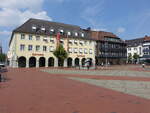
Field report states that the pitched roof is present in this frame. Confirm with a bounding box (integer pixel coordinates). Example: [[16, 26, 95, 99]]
[[144, 36, 150, 41], [126, 35, 150, 47], [9, 18, 94, 45], [14, 18, 83, 34], [90, 30, 119, 40]]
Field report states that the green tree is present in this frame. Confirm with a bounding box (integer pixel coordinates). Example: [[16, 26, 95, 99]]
[[128, 53, 132, 63], [53, 45, 68, 67], [133, 53, 139, 63], [0, 53, 6, 62]]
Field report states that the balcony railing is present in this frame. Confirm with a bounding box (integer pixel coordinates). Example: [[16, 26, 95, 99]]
[[97, 54, 127, 58]]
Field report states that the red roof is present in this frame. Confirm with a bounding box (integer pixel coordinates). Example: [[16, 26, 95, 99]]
[[90, 31, 118, 41]]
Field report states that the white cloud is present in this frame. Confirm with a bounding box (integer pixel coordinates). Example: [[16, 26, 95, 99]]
[[81, 0, 106, 30], [0, 0, 44, 12], [0, 30, 11, 35], [0, 8, 52, 27], [0, 0, 53, 52], [117, 27, 126, 34]]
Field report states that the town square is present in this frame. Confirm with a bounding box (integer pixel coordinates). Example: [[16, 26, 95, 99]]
[[0, 0, 150, 113]]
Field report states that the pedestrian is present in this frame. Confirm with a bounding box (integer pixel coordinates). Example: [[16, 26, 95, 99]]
[[101, 62, 104, 67], [142, 63, 145, 68]]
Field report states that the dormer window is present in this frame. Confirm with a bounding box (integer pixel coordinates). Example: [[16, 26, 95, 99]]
[[67, 32, 71, 36], [41, 27, 45, 31], [75, 32, 78, 36], [32, 25, 37, 30], [50, 29, 54, 32], [59, 29, 64, 34]]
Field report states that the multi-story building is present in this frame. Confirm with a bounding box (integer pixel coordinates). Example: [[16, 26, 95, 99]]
[[8, 18, 96, 68], [90, 31, 127, 65], [126, 35, 150, 63]]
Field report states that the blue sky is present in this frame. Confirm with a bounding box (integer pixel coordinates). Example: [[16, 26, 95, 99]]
[[0, 0, 150, 53]]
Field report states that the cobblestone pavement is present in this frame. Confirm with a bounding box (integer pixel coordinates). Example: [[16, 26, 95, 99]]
[[43, 67, 150, 77], [43, 65, 150, 100], [68, 77, 150, 100], [0, 67, 150, 113]]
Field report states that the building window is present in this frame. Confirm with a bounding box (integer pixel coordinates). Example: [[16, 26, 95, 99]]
[[50, 28, 54, 32], [49, 46, 54, 52], [74, 40, 78, 45], [43, 37, 48, 42], [69, 40, 73, 45], [79, 41, 84, 46], [79, 48, 83, 53], [128, 48, 131, 51], [139, 47, 142, 55], [81, 33, 84, 37], [28, 45, 32, 51], [29, 35, 32, 40], [75, 32, 78, 36], [36, 45, 40, 51], [89, 49, 92, 54], [43, 46, 47, 52], [21, 34, 25, 40], [36, 36, 40, 41], [20, 44, 25, 51], [67, 32, 71, 36], [134, 48, 137, 51], [50, 36, 54, 43], [84, 48, 88, 54], [68, 48, 72, 53], [74, 48, 78, 53]]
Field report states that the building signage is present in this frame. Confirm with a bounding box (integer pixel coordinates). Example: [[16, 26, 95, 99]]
[[77, 55, 85, 57], [32, 53, 44, 56]]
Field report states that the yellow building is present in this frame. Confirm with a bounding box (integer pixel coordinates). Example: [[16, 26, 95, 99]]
[[8, 18, 96, 68]]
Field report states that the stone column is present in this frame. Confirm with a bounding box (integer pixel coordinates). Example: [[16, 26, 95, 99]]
[[79, 59, 82, 69], [45, 58, 48, 67], [72, 59, 75, 67], [54, 58, 58, 67], [36, 59, 39, 68], [26, 59, 29, 68], [64, 59, 67, 67]]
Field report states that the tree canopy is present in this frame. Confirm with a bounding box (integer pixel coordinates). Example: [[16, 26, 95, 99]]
[[133, 53, 139, 60], [53, 45, 68, 66], [0, 53, 6, 62]]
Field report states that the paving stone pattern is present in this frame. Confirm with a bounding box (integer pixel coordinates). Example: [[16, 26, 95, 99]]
[[43, 69, 150, 77], [68, 77, 150, 100]]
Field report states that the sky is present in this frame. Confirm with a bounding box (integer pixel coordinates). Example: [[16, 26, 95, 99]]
[[0, 0, 150, 53]]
